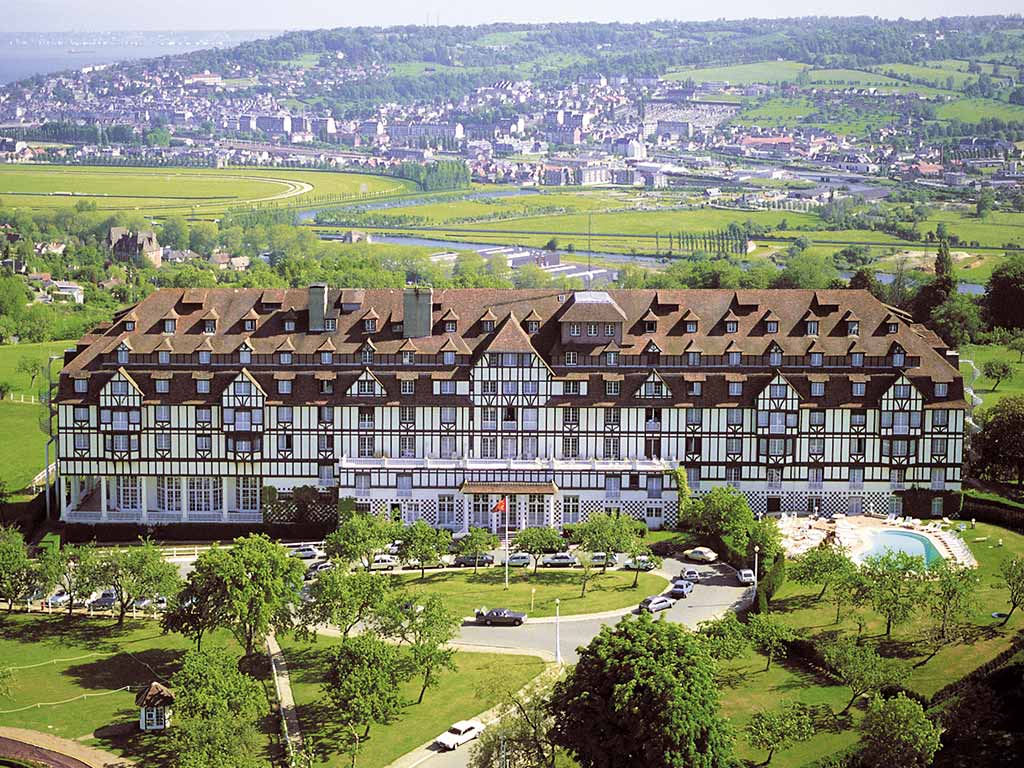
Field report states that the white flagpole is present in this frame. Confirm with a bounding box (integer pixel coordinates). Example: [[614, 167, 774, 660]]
[[504, 495, 510, 590]]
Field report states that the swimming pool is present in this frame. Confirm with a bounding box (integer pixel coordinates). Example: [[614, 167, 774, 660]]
[[858, 529, 944, 565]]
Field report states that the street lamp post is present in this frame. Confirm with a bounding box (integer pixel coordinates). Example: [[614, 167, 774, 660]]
[[753, 544, 760, 596], [555, 597, 562, 665]]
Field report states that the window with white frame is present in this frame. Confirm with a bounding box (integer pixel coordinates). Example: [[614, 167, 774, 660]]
[[562, 495, 580, 524], [238, 477, 260, 512], [196, 434, 212, 451], [277, 406, 292, 424], [443, 351, 456, 365], [851, 352, 864, 367], [810, 381, 825, 397], [156, 477, 181, 513], [769, 349, 783, 366], [400, 435, 416, 458], [111, 381, 129, 395], [564, 381, 580, 395], [686, 407, 702, 426], [851, 412, 867, 426], [935, 382, 949, 398], [74, 379, 88, 393], [726, 437, 742, 454], [523, 381, 539, 395], [472, 496, 490, 527], [848, 497, 863, 515], [502, 436, 517, 459], [156, 380, 169, 394], [726, 466, 742, 486], [357, 379, 374, 396], [155, 433, 171, 452], [358, 435, 374, 458], [569, 323, 580, 337], [931, 468, 946, 490], [606, 351, 619, 366], [401, 379, 414, 395], [767, 468, 782, 489], [808, 467, 823, 489], [562, 435, 579, 458], [564, 351, 577, 366], [397, 474, 413, 496], [188, 477, 222, 513], [604, 436, 620, 460], [727, 408, 743, 426], [278, 380, 292, 395], [355, 473, 371, 496], [481, 436, 498, 459], [850, 467, 867, 492], [647, 475, 663, 499], [933, 409, 949, 427], [318, 465, 335, 486], [196, 379, 210, 394], [440, 381, 456, 395], [438, 495, 456, 527], [73, 433, 89, 451], [931, 437, 947, 458], [158, 350, 170, 365], [931, 497, 944, 517], [728, 382, 742, 397], [522, 435, 538, 459], [440, 436, 457, 459], [686, 466, 701, 490], [277, 434, 293, 452]]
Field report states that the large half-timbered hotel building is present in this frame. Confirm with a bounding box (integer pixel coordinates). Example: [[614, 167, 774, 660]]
[[56, 286, 965, 530]]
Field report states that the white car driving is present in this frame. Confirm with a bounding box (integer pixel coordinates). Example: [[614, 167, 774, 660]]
[[434, 719, 485, 751], [737, 568, 756, 585]]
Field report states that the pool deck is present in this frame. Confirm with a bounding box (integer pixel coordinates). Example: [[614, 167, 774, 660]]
[[780, 514, 978, 567]]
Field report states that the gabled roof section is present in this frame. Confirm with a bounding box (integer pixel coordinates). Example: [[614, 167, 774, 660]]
[[483, 312, 536, 355], [560, 291, 627, 322], [237, 368, 266, 397]]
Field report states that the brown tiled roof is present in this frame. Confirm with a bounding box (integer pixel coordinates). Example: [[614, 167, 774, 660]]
[[135, 682, 174, 708]]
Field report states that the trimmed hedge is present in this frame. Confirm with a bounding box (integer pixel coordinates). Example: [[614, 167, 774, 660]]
[[962, 496, 1024, 533], [897, 488, 963, 519], [61, 521, 336, 544], [929, 638, 1024, 706]]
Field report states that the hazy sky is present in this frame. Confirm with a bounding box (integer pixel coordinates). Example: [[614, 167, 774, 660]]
[[6, 0, 1024, 33]]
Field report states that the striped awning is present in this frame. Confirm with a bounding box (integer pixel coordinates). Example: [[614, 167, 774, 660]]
[[460, 482, 558, 495]]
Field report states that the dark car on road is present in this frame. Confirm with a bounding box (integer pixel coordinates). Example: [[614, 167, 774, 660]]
[[88, 590, 117, 610], [454, 553, 494, 568], [474, 608, 527, 626]]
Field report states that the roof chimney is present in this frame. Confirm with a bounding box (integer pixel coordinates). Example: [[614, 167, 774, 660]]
[[308, 284, 328, 332], [403, 286, 434, 339]]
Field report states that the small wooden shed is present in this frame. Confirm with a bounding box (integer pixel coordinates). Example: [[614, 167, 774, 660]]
[[135, 681, 174, 731]]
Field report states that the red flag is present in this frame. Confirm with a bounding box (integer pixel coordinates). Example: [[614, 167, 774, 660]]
[[491, 497, 507, 514]]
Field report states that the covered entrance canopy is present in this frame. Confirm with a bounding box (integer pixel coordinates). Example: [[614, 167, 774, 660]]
[[460, 481, 558, 495], [459, 481, 559, 533]]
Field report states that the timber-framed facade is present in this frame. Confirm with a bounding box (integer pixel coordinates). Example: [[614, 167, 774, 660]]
[[55, 286, 966, 531]]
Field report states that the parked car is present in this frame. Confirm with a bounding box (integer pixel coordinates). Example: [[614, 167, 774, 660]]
[[88, 590, 117, 610], [623, 556, 656, 571], [290, 545, 324, 560], [737, 569, 756, 585], [305, 561, 334, 580], [683, 547, 719, 563], [504, 552, 532, 568], [133, 597, 153, 610], [43, 591, 71, 608], [541, 552, 579, 568], [639, 595, 675, 613], [591, 552, 618, 567], [434, 720, 485, 751], [680, 568, 701, 582], [364, 554, 400, 571], [454, 553, 494, 568], [387, 540, 403, 556], [474, 607, 527, 626], [668, 579, 694, 599]]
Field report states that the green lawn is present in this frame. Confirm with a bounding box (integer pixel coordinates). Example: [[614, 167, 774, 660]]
[[392, 568, 667, 618], [279, 635, 545, 768], [0, 165, 413, 217], [665, 60, 809, 85], [0, 613, 279, 766], [959, 343, 1022, 409], [0, 401, 47, 492], [0, 339, 75, 396], [935, 98, 1024, 123]]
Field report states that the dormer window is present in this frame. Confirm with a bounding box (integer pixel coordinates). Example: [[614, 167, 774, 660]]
[[361, 349, 374, 365], [278, 379, 292, 395], [243, 319, 256, 332], [687, 351, 701, 366], [728, 351, 741, 366], [935, 382, 948, 398], [124, 321, 135, 332], [117, 345, 129, 364], [851, 352, 864, 367], [725, 321, 738, 333], [847, 321, 859, 336], [605, 324, 615, 336], [74, 379, 88, 393], [158, 351, 170, 365], [766, 320, 779, 334], [526, 321, 540, 334], [810, 352, 823, 367], [443, 351, 456, 365], [444, 321, 456, 333], [196, 379, 210, 394], [162, 319, 175, 334], [645, 321, 657, 333], [811, 381, 825, 397], [364, 319, 377, 333], [402, 351, 415, 365], [284, 319, 295, 332], [198, 351, 211, 365], [684, 321, 697, 333], [893, 350, 905, 367], [320, 351, 333, 365], [886, 322, 898, 334], [569, 323, 580, 337], [239, 345, 251, 365], [806, 320, 819, 336], [319, 380, 334, 395], [606, 351, 619, 366], [565, 351, 577, 366], [769, 348, 783, 367], [203, 320, 216, 334], [325, 318, 337, 332], [586, 323, 597, 337], [279, 352, 292, 365], [482, 320, 495, 332]]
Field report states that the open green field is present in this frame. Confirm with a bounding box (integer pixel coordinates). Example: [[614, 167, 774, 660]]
[[0, 614, 278, 766], [393, 568, 667, 618], [0, 165, 414, 217], [665, 60, 809, 85], [280, 635, 545, 768], [870, 63, 981, 90], [934, 97, 1024, 123], [960, 343, 1023, 410]]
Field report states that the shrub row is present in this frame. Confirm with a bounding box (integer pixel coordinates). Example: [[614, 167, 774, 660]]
[[962, 496, 1024, 533], [61, 521, 336, 544]]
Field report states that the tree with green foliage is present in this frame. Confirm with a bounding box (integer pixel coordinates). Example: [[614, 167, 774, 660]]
[[171, 648, 265, 768], [746, 614, 795, 671], [823, 638, 898, 714], [577, 552, 598, 597], [920, 559, 975, 664], [323, 635, 408, 766], [512, 526, 564, 575], [576, 512, 637, 573], [297, 568, 393, 640], [0, 526, 39, 612], [159, 216, 190, 250], [772, 251, 838, 290], [999, 556, 1024, 626], [860, 693, 941, 768], [325, 509, 399, 572], [41, 542, 102, 614], [398, 520, 451, 578], [974, 395, 1024, 486], [745, 702, 814, 765], [468, 676, 557, 768], [455, 527, 500, 575], [163, 545, 230, 651], [788, 543, 857, 602], [747, 516, 783, 564], [188, 221, 220, 257], [983, 360, 1014, 391], [985, 254, 1024, 330], [548, 613, 734, 768], [205, 534, 304, 656], [976, 188, 997, 219], [861, 550, 926, 636], [382, 592, 460, 704], [15, 356, 45, 392], [679, 485, 754, 551], [697, 611, 750, 662], [931, 294, 981, 348], [623, 535, 657, 588], [1010, 337, 1024, 363], [98, 539, 180, 627]]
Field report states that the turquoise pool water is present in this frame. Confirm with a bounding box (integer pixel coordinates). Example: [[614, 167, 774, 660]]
[[860, 529, 944, 565]]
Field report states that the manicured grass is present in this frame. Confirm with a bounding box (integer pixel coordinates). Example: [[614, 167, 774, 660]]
[[665, 60, 809, 85], [279, 635, 546, 768], [959, 343, 1023, 409], [0, 401, 47, 492], [0, 613, 278, 766], [392, 567, 668, 618], [0, 165, 413, 217], [0, 339, 75, 396]]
